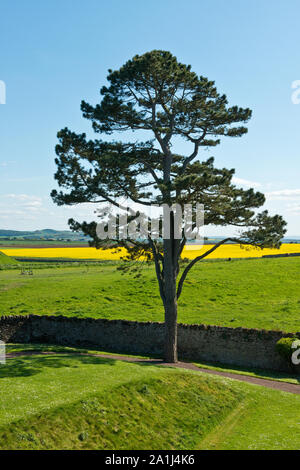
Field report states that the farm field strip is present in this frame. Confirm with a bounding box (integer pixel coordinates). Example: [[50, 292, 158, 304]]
[[2, 243, 300, 260]]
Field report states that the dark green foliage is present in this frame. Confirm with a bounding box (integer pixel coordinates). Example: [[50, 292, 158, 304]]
[[81, 50, 251, 139], [51, 50, 286, 257], [276, 337, 299, 361]]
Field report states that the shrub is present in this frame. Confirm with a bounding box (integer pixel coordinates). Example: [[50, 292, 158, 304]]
[[78, 431, 89, 441], [276, 337, 300, 362]]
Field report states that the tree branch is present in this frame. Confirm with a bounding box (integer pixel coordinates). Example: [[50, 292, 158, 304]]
[[148, 236, 165, 302]]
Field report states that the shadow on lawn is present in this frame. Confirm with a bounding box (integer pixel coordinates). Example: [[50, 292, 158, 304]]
[[4, 344, 298, 385], [0, 354, 116, 379]]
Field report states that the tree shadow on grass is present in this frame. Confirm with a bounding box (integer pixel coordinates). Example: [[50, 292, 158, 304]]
[[0, 354, 116, 379]]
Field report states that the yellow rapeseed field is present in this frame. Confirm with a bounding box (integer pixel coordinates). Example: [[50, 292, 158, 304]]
[[2, 243, 300, 260]]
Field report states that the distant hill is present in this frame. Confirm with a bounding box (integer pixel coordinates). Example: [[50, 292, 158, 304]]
[[0, 251, 18, 265], [0, 229, 299, 244], [0, 229, 89, 241]]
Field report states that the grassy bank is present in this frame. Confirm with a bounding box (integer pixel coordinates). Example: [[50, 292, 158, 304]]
[[0, 251, 18, 265], [0, 346, 300, 449]]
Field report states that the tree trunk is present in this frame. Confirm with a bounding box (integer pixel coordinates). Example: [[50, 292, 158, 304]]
[[164, 298, 178, 363], [163, 211, 179, 363]]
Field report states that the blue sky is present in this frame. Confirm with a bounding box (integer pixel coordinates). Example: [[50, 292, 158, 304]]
[[0, 0, 300, 235]]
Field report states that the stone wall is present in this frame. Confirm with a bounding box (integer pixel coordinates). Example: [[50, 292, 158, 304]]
[[0, 315, 295, 372]]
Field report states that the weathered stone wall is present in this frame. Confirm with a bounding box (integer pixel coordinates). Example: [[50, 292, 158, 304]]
[[0, 315, 295, 372]]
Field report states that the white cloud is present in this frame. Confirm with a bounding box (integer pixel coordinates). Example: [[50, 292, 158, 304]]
[[0, 193, 101, 229], [0, 160, 16, 168], [5, 193, 42, 201], [232, 177, 261, 188], [266, 189, 300, 200], [0, 194, 44, 219], [286, 203, 300, 215], [3, 194, 43, 209]]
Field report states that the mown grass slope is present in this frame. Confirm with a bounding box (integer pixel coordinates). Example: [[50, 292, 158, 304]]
[[0, 349, 242, 450], [0, 347, 300, 450], [0, 251, 17, 266], [0, 257, 300, 331]]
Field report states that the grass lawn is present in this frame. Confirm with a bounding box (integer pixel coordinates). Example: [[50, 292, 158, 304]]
[[0, 257, 300, 331], [0, 346, 300, 450], [198, 387, 300, 450]]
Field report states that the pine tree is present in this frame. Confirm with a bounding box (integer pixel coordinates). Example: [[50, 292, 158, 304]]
[[51, 51, 286, 362]]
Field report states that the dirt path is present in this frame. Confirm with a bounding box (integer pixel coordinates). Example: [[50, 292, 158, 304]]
[[6, 350, 300, 395]]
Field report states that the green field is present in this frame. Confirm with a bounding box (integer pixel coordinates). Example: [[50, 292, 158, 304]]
[[0, 257, 300, 331], [0, 345, 299, 450]]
